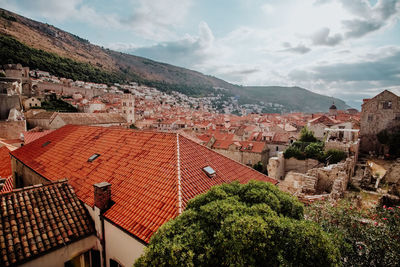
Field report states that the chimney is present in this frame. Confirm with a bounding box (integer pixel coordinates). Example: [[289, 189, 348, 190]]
[[94, 182, 111, 211]]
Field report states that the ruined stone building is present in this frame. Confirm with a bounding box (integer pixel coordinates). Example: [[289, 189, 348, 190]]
[[360, 90, 400, 154]]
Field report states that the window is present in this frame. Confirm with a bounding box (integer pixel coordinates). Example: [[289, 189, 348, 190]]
[[110, 259, 124, 267], [15, 172, 23, 188], [382, 101, 392, 109], [65, 250, 100, 267], [276, 146, 279, 151], [368, 114, 373, 122], [123, 102, 126, 106], [129, 102, 132, 107], [29, 103, 32, 107]]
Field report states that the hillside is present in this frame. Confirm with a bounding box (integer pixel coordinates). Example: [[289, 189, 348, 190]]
[[237, 86, 348, 112], [0, 8, 350, 112]]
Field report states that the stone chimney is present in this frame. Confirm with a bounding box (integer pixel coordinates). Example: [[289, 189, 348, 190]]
[[94, 182, 111, 211]]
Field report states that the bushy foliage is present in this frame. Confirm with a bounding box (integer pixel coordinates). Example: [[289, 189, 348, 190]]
[[0, 35, 126, 84], [135, 181, 340, 267], [299, 126, 318, 142], [377, 127, 400, 158], [324, 149, 347, 164], [304, 142, 325, 160], [252, 161, 264, 172], [284, 146, 306, 160], [306, 201, 400, 266], [40, 99, 77, 112]]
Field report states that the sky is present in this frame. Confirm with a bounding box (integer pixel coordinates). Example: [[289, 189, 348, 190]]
[[1, 0, 400, 108]]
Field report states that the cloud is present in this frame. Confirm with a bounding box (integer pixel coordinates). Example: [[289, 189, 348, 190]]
[[280, 42, 311, 54], [289, 46, 400, 83], [311, 27, 343, 46], [317, 0, 400, 39], [121, 0, 192, 41], [0, 0, 83, 21], [121, 22, 215, 68]]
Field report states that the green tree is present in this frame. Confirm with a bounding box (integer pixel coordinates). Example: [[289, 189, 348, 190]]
[[135, 181, 340, 267], [299, 126, 318, 142], [324, 149, 346, 164]]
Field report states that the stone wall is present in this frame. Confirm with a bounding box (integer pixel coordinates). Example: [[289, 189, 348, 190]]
[[0, 95, 21, 120], [11, 156, 49, 188], [267, 152, 285, 180], [278, 172, 318, 194], [285, 157, 320, 174], [37, 82, 105, 99], [0, 120, 26, 139]]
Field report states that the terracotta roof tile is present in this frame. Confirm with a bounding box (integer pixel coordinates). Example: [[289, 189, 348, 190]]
[[10, 125, 276, 243], [23, 130, 54, 144], [0, 180, 94, 267]]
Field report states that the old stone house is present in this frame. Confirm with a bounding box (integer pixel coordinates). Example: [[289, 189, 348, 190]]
[[22, 97, 41, 110], [211, 139, 269, 170], [9, 125, 276, 267], [360, 90, 400, 154]]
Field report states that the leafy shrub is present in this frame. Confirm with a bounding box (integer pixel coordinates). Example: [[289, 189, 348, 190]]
[[299, 126, 318, 142], [284, 146, 305, 160], [377, 127, 400, 158], [306, 201, 400, 266], [324, 149, 346, 164], [135, 181, 340, 267], [304, 142, 325, 160]]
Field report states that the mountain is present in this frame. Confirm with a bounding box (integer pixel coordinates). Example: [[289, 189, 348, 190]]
[[0, 8, 350, 112]]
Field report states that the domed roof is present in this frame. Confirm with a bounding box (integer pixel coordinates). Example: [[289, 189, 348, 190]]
[[329, 103, 337, 110]]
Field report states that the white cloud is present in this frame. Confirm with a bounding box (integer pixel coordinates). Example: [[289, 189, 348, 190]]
[[121, 0, 193, 41]]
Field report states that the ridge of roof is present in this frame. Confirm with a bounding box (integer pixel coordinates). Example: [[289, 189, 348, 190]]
[[176, 133, 182, 215]]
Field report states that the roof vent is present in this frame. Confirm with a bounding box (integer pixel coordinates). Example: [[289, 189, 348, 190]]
[[202, 166, 216, 177], [42, 141, 51, 147], [88, 153, 100, 162]]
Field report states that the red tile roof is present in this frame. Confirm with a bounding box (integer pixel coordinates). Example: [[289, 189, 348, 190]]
[[0, 146, 13, 193], [11, 125, 276, 243], [0, 180, 94, 266], [0, 147, 12, 179], [23, 130, 54, 144]]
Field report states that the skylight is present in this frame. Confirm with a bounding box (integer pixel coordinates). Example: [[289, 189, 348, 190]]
[[42, 141, 51, 147], [88, 153, 100, 162], [203, 166, 216, 177]]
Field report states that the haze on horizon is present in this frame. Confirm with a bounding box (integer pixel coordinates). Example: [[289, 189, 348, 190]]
[[1, 0, 400, 109]]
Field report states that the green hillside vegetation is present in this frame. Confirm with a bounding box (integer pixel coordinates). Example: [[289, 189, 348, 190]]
[[0, 34, 126, 84], [0, 34, 220, 97], [241, 86, 349, 112]]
